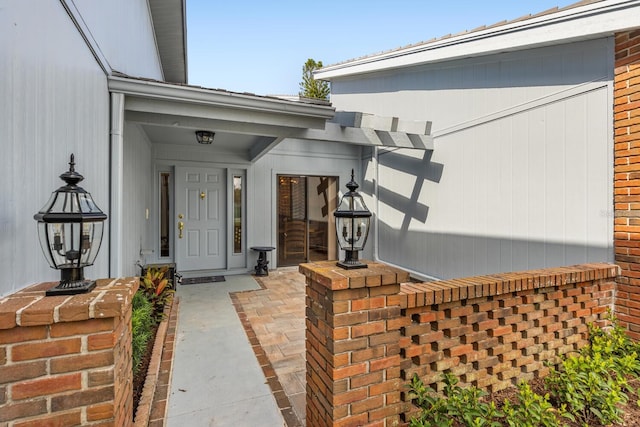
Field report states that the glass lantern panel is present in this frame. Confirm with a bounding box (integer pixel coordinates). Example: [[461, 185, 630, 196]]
[[37, 222, 56, 268], [82, 221, 104, 265], [352, 195, 369, 212], [78, 192, 102, 214], [335, 216, 370, 251], [42, 221, 103, 268]]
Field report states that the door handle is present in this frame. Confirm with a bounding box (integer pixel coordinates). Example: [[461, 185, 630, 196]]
[[178, 221, 184, 239]]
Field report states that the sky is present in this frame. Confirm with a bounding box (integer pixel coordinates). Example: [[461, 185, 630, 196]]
[[186, 0, 577, 96]]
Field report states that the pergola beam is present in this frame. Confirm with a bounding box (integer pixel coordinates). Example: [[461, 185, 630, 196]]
[[291, 112, 434, 150]]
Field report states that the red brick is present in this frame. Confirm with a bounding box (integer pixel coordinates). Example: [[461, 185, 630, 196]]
[[50, 318, 115, 337], [51, 386, 114, 411], [370, 355, 400, 372], [0, 326, 47, 344], [330, 363, 367, 380], [88, 368, 115, 387], [88, 332, 117, 351], [350, 371, 383, 389], [50, 351, 114, 374], [352, 395, 384, 415], [351, 321, 385, 338], [445, 344, 473, 358], [0, 399, 47, 422], [87, 402, 114, 421], [333, 388, 368, 405], [12, 373, 81, 400], [12, 338, 81, 361], [0, 361, 47, 383]]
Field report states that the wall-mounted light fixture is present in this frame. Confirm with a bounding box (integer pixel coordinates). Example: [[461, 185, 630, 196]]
[[195, 130, 215, 144], [334, 169, 371, 269], [34, 154, 107, 296]]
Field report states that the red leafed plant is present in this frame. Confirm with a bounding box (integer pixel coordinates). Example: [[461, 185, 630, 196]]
[[140, 266, 174, 322]]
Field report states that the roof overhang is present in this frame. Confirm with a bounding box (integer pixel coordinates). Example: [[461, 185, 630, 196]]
[[149, 0, 188, 84], [316, 0, 640, 80], [108, 75, 336, 162], [109, 76, 433, 160]]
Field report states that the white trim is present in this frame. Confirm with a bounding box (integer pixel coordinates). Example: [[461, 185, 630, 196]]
[[316, 0, 640, 80]]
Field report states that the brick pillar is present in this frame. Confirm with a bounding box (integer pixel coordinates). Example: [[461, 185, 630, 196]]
[[614, 29, 640, 338], [0, 277, 138, 426], [300, 260, 409, 427]]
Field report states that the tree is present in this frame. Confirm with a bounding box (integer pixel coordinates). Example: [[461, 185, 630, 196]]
[[299, 58, 330, 100]]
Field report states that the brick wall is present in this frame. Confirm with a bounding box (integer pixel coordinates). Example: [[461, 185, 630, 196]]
[[301, 261, 617, 427], [615, 30, 640, 339], [0, 277, 138, 426]]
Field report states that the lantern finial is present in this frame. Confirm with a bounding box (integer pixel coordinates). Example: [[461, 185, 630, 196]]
[[346, 169, 359, 193], [59, 153, 84, 187]]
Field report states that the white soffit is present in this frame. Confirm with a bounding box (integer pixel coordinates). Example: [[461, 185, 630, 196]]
[[316, 0, 640, 80]]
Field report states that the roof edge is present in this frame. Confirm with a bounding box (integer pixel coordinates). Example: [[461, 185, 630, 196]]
[[316, 0, 640, 80], [107, 75, 335, 119]]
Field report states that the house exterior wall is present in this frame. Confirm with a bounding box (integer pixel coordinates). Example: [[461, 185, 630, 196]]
[[72, 0, 164, 80], [331, 38, 614, 279], [143, 139, 362, 273], [254, 138, 368, 267], [121, 123, 154, 277], [0, 1, 110, 297]]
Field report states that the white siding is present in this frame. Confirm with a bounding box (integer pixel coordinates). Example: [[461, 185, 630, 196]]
[[332, 39, 614, 279], [73, 0, 164, 80], [121, 123, 154, 276], [0, 1, 109, 296]]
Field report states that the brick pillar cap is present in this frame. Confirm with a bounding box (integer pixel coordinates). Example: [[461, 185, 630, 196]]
[[0, 277, 139, 329], [299, 260, 410, 290]]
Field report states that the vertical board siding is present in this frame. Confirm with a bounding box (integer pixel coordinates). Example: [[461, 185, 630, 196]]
[[122, 123, 153, 277], [332, 38, 614, 279], [72, 0, 164, 80], [0, 1, 109, 296]]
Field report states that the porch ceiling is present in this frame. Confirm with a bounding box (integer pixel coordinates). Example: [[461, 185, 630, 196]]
[[109, 75, 334, 162], [109, 75, 434, 162]]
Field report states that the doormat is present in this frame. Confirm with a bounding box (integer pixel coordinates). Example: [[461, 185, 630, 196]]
[[180, 276, 226, 285]]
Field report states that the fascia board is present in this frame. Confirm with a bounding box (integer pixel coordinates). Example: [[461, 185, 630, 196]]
[[107, 76, 335, 120], [316, 0, 640, 80]]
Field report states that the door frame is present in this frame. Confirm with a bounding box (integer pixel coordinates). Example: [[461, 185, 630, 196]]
[[151, 161, 247, 274], [174, 166, 227, 271], [273, 171, 339, 267]]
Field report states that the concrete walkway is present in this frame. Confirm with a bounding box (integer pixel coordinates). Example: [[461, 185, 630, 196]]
[[166, 275, 285, 426]]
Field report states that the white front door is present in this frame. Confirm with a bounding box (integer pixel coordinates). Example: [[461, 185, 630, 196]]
[[175, 167, 226, 271]]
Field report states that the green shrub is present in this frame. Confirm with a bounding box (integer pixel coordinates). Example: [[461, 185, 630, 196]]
[[502, 382, 567, 427], [132, 292, 154, 375], [546, 312, 640, 426], [408, 373, 503, 427]]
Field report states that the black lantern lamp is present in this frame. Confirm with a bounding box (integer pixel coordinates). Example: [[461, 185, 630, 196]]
[[195, 130, 215, 144], [334, 169, 372, 269], [34, 154, 108, 296]]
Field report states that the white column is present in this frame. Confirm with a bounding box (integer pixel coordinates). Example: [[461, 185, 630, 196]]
[[110, 92, 125, 277]]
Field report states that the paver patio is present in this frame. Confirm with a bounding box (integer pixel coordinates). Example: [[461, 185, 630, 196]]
[[231, 267, 307, 427]]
